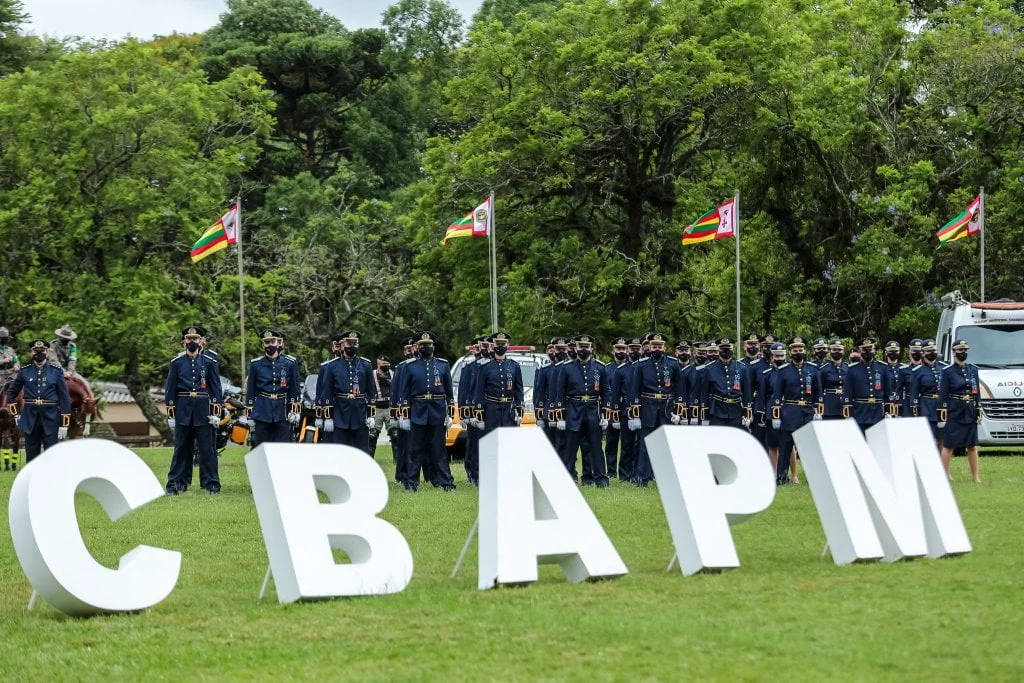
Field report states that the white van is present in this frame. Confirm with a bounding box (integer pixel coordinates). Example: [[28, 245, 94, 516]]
[[936, 290, 1024, 445]]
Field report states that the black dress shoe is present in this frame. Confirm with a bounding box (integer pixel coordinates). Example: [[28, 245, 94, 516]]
[[207, 488, 221, 495], [596, 481, 610, 489], [165, 489, 179, 496], [403, 484, 417, 493], [443, 485, 457, 492]]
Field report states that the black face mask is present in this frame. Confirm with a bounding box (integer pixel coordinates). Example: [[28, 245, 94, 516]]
[[955, 352, 968, 362], [344, 346, 356, 357], [830, 351, 844, 361], [185, 342, 200, 353], [695, 354, 706, 364], [651, 350, 664, 360], [264, 345, 279, 356], [628, 351, 641, 362], [380, 365, 390, 372], [614, 351, 627, 362], [861, 351, 874, 362], [33, 352, 47, 363], [567, 349, 577, 359], [548, 352, 557, 362], [815, 350, 827, 361], [556, 351, 568, 361], [719, 349, 733, 360], [773, 358, 785, 367], [925, 352, 937, 362], [792, 352, 806, 363], [420, 346, 434, 359], [577, 349, 592, 360], [334, 348, 344, 358], [494, 346, 508, 357], [886, 352, 900, 362], [678, 353, 691, 364], [909, 351, 922, 362], [746, 346, 759, 357]]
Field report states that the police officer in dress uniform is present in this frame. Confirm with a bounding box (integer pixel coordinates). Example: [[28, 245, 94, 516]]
[[458, 336, 484, 484], [907, 338, 945, 449], [315, 333, 344, 436], [552, 334, 610, 486], [472, 332, 524, 439], [699, 338, 754, 429], [740, 333, 766, 442], [819, 338, 849, 420], [244, 329, 301, 446], [5, 339, 71, 464], [811, 338, 829, 367], [938, 339, 981, 483], [389, 336, 418, 483], [396, 331, 456, 492], [322, 331, 376, 454], [369, 355, 397, 454], [533, 339, 557, 446], [770, 337, 822, 485], [627, 333, 685, 486], [603, 337, 630, 478], [843, 337, 897, 432], [756, 343, 787, 474], [609, 337, 643, 481], [163, 327, 222, 494], [883, 340, 908, 415], [545, 337, 571, 456], [899, 339, 923, 416]]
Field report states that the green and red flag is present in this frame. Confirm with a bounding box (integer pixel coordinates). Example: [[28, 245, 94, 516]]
[[191, 204, 239, 263], [936, 195, 982, 243], [682, 197, 737, 245], [443, 197, 490, 244]]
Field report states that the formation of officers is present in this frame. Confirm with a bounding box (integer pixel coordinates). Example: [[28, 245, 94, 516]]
[[160, 325, 983, 497]]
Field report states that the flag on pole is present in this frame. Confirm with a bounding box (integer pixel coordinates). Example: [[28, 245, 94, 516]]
[[191, 204, 239, 263], [682, 198, 737, 245], [443, 197, 491, 244], [936, 195, 982, 243]]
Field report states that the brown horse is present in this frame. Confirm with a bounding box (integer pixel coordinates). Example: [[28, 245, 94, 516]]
[[66, 374, 99, 438], [0, 380, 23, 466]]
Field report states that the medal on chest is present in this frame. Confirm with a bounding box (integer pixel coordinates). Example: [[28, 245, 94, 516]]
[[731, 366, 740, 391], [873, 365, 881, 392]]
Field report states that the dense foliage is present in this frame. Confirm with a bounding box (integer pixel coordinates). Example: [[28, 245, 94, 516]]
[[1, 0, 1021, 429]]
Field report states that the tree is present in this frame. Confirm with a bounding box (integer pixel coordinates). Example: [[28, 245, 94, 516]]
[[0, 38, 274, 440]]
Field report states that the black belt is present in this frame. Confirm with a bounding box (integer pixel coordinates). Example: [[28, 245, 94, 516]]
[[854, 398, 881, 404], [641, 392, 671, 400], [28, 398, 56, 405], [568, 395, 599, 402], [413, 394, 445, 401], [951, 394, 974, 402], [178, 392, 209, 398], [485, 396, 514, 403], [259, 392, 286, 400], [783, 400, 812, 406], [711, 393, 741, 405], [334, 393, 366, 399], [824, 389, 843, 395]]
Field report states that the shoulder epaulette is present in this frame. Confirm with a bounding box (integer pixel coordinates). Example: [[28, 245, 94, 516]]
[[399, 358, 415, 366], [250, 357, 260, 364], [437, 357, 450, 365], [174, 351, 185, 359], [284, 354, 297, 362], [637, 357, 650, 364], [778, 363, 790, 369], [762, 367, 773, 374], [556, 359, 570, 366], [592, 359, 606, 367], [911, 364, 923, 372], [849, 361, 860, 367], [320, 358, 336, 367], [359, 356, 372, 364], [203, 349, 219, 358]]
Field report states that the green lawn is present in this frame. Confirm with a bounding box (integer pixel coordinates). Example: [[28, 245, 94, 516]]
[[1, 446, 1022, 681]]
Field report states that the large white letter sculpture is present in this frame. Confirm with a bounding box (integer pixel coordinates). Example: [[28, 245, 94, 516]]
[[478, 428, 628, 589], [246, 443, 413, 603], [794, 418, 971, 565], [8, 440, 181, 616], [647, 426, 776, 575]]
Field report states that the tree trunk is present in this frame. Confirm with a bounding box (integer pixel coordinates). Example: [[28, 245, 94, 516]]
[[125, 346, 173, 445]]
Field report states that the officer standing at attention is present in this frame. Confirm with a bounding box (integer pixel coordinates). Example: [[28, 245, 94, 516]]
[[389, 336, 417, 483], [244, 329, 301, 447], [369, 355, 396, 453], [674, 339, 697, 427], [322, 331, 376, 454], [938, 339, 981, 483], [473, 332, 524, 436], [603, 337, 629, 478], [844, 337, 896, 432], [819, 338, 849, 420], [627, 333, 684, 486], [315, 333, 344, 435], [810, 338, 829, 367], [162, 327, 222, 494], [608, 337, 642, 480], [459, 336, 485, 484], [533, 339, 556, 445], [770, 337, 822, 485], [755, 343, 787, 474], [5, 339, 71, 463], [552, 334, 610, 486], [699, 338, 753, 429], [900, 339, 923, 416], [740, 333, 765, 440], [397, 331, 456, 492], [908, 338, 945, 450], [883, 340, 908, 414]]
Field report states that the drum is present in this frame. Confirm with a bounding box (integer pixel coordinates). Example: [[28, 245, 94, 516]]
[[229, 421, 250, 446]]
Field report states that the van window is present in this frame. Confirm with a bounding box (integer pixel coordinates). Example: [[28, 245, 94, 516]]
[[955, 325, 1024, 366]]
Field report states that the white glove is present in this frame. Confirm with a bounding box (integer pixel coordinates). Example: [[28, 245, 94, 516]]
[[472, 419, 484, 430], [611, 422, 620, 430], [670, 414, 681, 425], [884, 413, 893, 420], [701, 420, 710, 426], [208, 415, 220, 426], [514, 414, 523, 426], [288, 411, 301, 425], [315, 418, 324, 429], [689, 417, 699, 425], [937, 421, 946, 429], [556, 420, 566, 431], [324, 418, 335, 433], [599, 418, 609, 430], [741, 416, 752, 428], [58, 426, 68, 440], [771, 419, 781, 430], [167, 418, 176, 430], [444, 416, 453, 428], [83, 422, 91, 437], [812, 413, 822, 421], [399, 418, 411, 431], [627, 418, 641, 431], [536, 419, 546, 429], [13, 415, 19, 428], [366, 417, 376, 429]]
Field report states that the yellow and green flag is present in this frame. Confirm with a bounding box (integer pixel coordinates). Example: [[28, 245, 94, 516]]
[[936, 195, 981, 243]]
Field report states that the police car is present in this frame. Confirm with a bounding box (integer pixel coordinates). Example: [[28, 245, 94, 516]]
[[937, 290, 1024, 446], [447, 346, 551, 459]]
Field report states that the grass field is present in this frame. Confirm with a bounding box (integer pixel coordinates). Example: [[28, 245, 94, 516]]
[[1, 445, 1023, 681]]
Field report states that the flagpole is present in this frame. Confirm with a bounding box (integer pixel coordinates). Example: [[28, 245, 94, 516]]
[[734, 190, 741, 344], [236, 196, 246, 379], [979, 186, 985, 303], [489, 189, 498, 332]]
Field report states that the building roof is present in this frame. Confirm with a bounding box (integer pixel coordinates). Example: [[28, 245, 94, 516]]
[[92, 381, 164, 405]]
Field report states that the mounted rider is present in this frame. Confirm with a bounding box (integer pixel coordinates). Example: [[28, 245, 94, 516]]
[[50, 325, 95, 401], [0, 327, 19, 389]]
